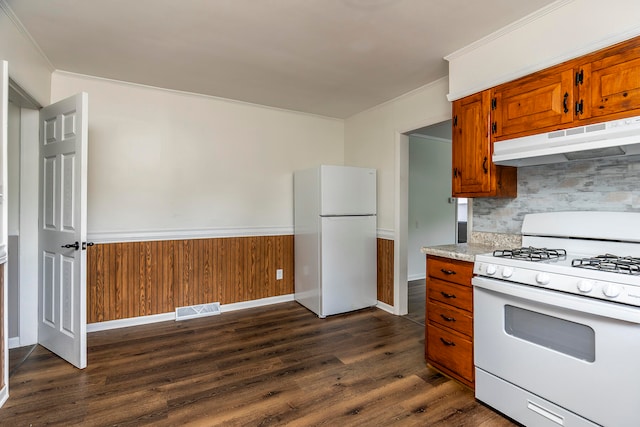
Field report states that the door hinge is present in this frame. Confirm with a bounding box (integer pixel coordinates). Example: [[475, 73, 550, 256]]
[[491, 97, 497, 110], [575, 100, 584, 115], [491, 122, 497, 134], [575, 69, 584, 86]]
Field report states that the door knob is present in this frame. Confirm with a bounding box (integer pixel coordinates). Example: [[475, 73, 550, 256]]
[[61, 241, 80, 251]]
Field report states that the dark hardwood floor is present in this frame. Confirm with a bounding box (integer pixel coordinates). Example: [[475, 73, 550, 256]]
[[2, 302, 515, 426]]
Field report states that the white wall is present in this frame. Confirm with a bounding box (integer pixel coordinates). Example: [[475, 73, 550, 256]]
[[408, 135, 455, 280], [446, 0, 640, 100], [0, 2, 52, 106], [51, 72, 344, 239]]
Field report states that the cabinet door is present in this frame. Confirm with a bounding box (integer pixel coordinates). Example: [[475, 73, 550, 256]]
[[452, 92, 516, 198], [577, 39, 640, 121], [452, 91, 492, 196], [493, 67, 574, 140]]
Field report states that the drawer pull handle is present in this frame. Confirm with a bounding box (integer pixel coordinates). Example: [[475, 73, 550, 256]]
[[440, 314, 456, 322], [440, 291, 456, 299], [440, 268, 456, 275], [440, 337, 456, 346]]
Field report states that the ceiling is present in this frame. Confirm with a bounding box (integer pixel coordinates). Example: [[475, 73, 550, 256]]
[[6, 0, 558, 119]]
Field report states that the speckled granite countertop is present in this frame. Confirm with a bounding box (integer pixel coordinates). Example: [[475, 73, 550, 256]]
[[420, 232, 522, 263], [420, 243, 496, 263]]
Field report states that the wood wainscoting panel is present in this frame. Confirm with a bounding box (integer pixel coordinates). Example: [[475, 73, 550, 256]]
[[376, 238, 394, 306], [87, 235, 294, 323]]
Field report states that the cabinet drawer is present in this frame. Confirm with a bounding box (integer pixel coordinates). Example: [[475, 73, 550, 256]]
[[427, 278, 472, 312], [426, 324, 474, 383], [427, 301, 473, 337], [427, 256, 473, 286]]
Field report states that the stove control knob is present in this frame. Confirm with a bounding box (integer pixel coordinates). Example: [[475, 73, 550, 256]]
[[502, 267, 514, 278], [602, 283, 622, 298], [486, 264, 497, 275], [577, 280, 594, 293], [535, 273, 551, 285]]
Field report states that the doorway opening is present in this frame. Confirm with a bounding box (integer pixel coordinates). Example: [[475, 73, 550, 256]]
[[7, 80, 41, 375], [402, 119, 461, 325]]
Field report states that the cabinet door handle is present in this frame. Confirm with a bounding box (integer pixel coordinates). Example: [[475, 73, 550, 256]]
[[440, 291, 456, 299], [482, 156, 488, 174], [440, 337, 456, 346], [440, 314, 456, 322], [440, 268, 456, 275], [563, 92, 569, 113]]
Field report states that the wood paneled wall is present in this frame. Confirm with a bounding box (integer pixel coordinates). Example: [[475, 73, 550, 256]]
[[377, 238, 394, 306], [87, 235, 396, 324], [87, 235, 293, 323]]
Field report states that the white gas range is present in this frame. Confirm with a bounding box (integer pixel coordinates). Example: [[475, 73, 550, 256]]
[[472, 211, 640, 427]]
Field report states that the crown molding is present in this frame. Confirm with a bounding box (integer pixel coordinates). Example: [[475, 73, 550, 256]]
[[444, 0, 574, 61], [0, 0, 55, 71]]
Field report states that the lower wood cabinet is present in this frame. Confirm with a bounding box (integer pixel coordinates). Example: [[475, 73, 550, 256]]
[[425, 255, 474, 389]]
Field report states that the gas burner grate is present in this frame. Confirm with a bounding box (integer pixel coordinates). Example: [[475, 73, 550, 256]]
[[572, 254, 640, 275], [493, 247, 567, 262]]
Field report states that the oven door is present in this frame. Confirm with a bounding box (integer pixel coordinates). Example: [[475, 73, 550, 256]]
[[473, 276, 640, 427]]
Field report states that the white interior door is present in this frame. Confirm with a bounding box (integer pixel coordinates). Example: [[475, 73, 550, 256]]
[[38, 92, 88, 369]]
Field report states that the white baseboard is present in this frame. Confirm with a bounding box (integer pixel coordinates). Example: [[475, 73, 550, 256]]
[[376, 300, 395, 314], [87, 312, 176, 332], [0, 385, 7, 409], [87, 294, 295, 332], [219, 294, 294, 313], [8, 337, 20, 349], [407, 274, 426, 282]]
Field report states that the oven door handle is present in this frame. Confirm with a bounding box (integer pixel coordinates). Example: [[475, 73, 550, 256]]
[[472, 276, 640, 324]]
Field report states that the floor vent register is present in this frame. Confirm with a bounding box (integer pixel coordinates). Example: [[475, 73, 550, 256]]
[[175, 302, 221, 321]]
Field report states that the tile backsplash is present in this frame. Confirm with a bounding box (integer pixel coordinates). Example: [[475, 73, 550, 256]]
[[473, 154, 640, 234]]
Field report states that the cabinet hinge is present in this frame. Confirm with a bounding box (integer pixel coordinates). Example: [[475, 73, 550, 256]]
[[453, 115, 458, 127], [491, 122, 497, 134], [575, 69, 584, 86], [575, 100, 584, 115], [491, 97, 497, 110]]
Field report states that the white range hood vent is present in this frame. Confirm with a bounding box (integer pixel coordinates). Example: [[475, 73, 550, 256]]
[[493, 115, 640, 167]]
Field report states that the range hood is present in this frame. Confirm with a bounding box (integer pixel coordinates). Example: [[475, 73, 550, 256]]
[[493, 115, 640, 167]]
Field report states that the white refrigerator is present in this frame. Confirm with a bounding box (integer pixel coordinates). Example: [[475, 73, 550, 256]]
[[294, 165, 377, 318]]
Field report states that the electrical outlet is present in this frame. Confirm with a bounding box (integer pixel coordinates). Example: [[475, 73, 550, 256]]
[[276, 269, 283, 280]]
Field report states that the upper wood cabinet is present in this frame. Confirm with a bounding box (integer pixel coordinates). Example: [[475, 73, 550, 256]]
[[452, 91, 517, 198], [576, 37, 640, 122], [449, 35, 640, 198], [490, 35, 640, 142], [492, 66, 575, 141]]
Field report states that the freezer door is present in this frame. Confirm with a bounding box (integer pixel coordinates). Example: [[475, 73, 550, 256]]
[[320, 165, 376, 216], [320, 216, 377, 317]]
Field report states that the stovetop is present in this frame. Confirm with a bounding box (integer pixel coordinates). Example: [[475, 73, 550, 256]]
[[572, 254, 640, 275], [474, 247, 640, 307], [493, 247, 567, 262], [491, 246, 640, 275], [473, 212, 640, 306]]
